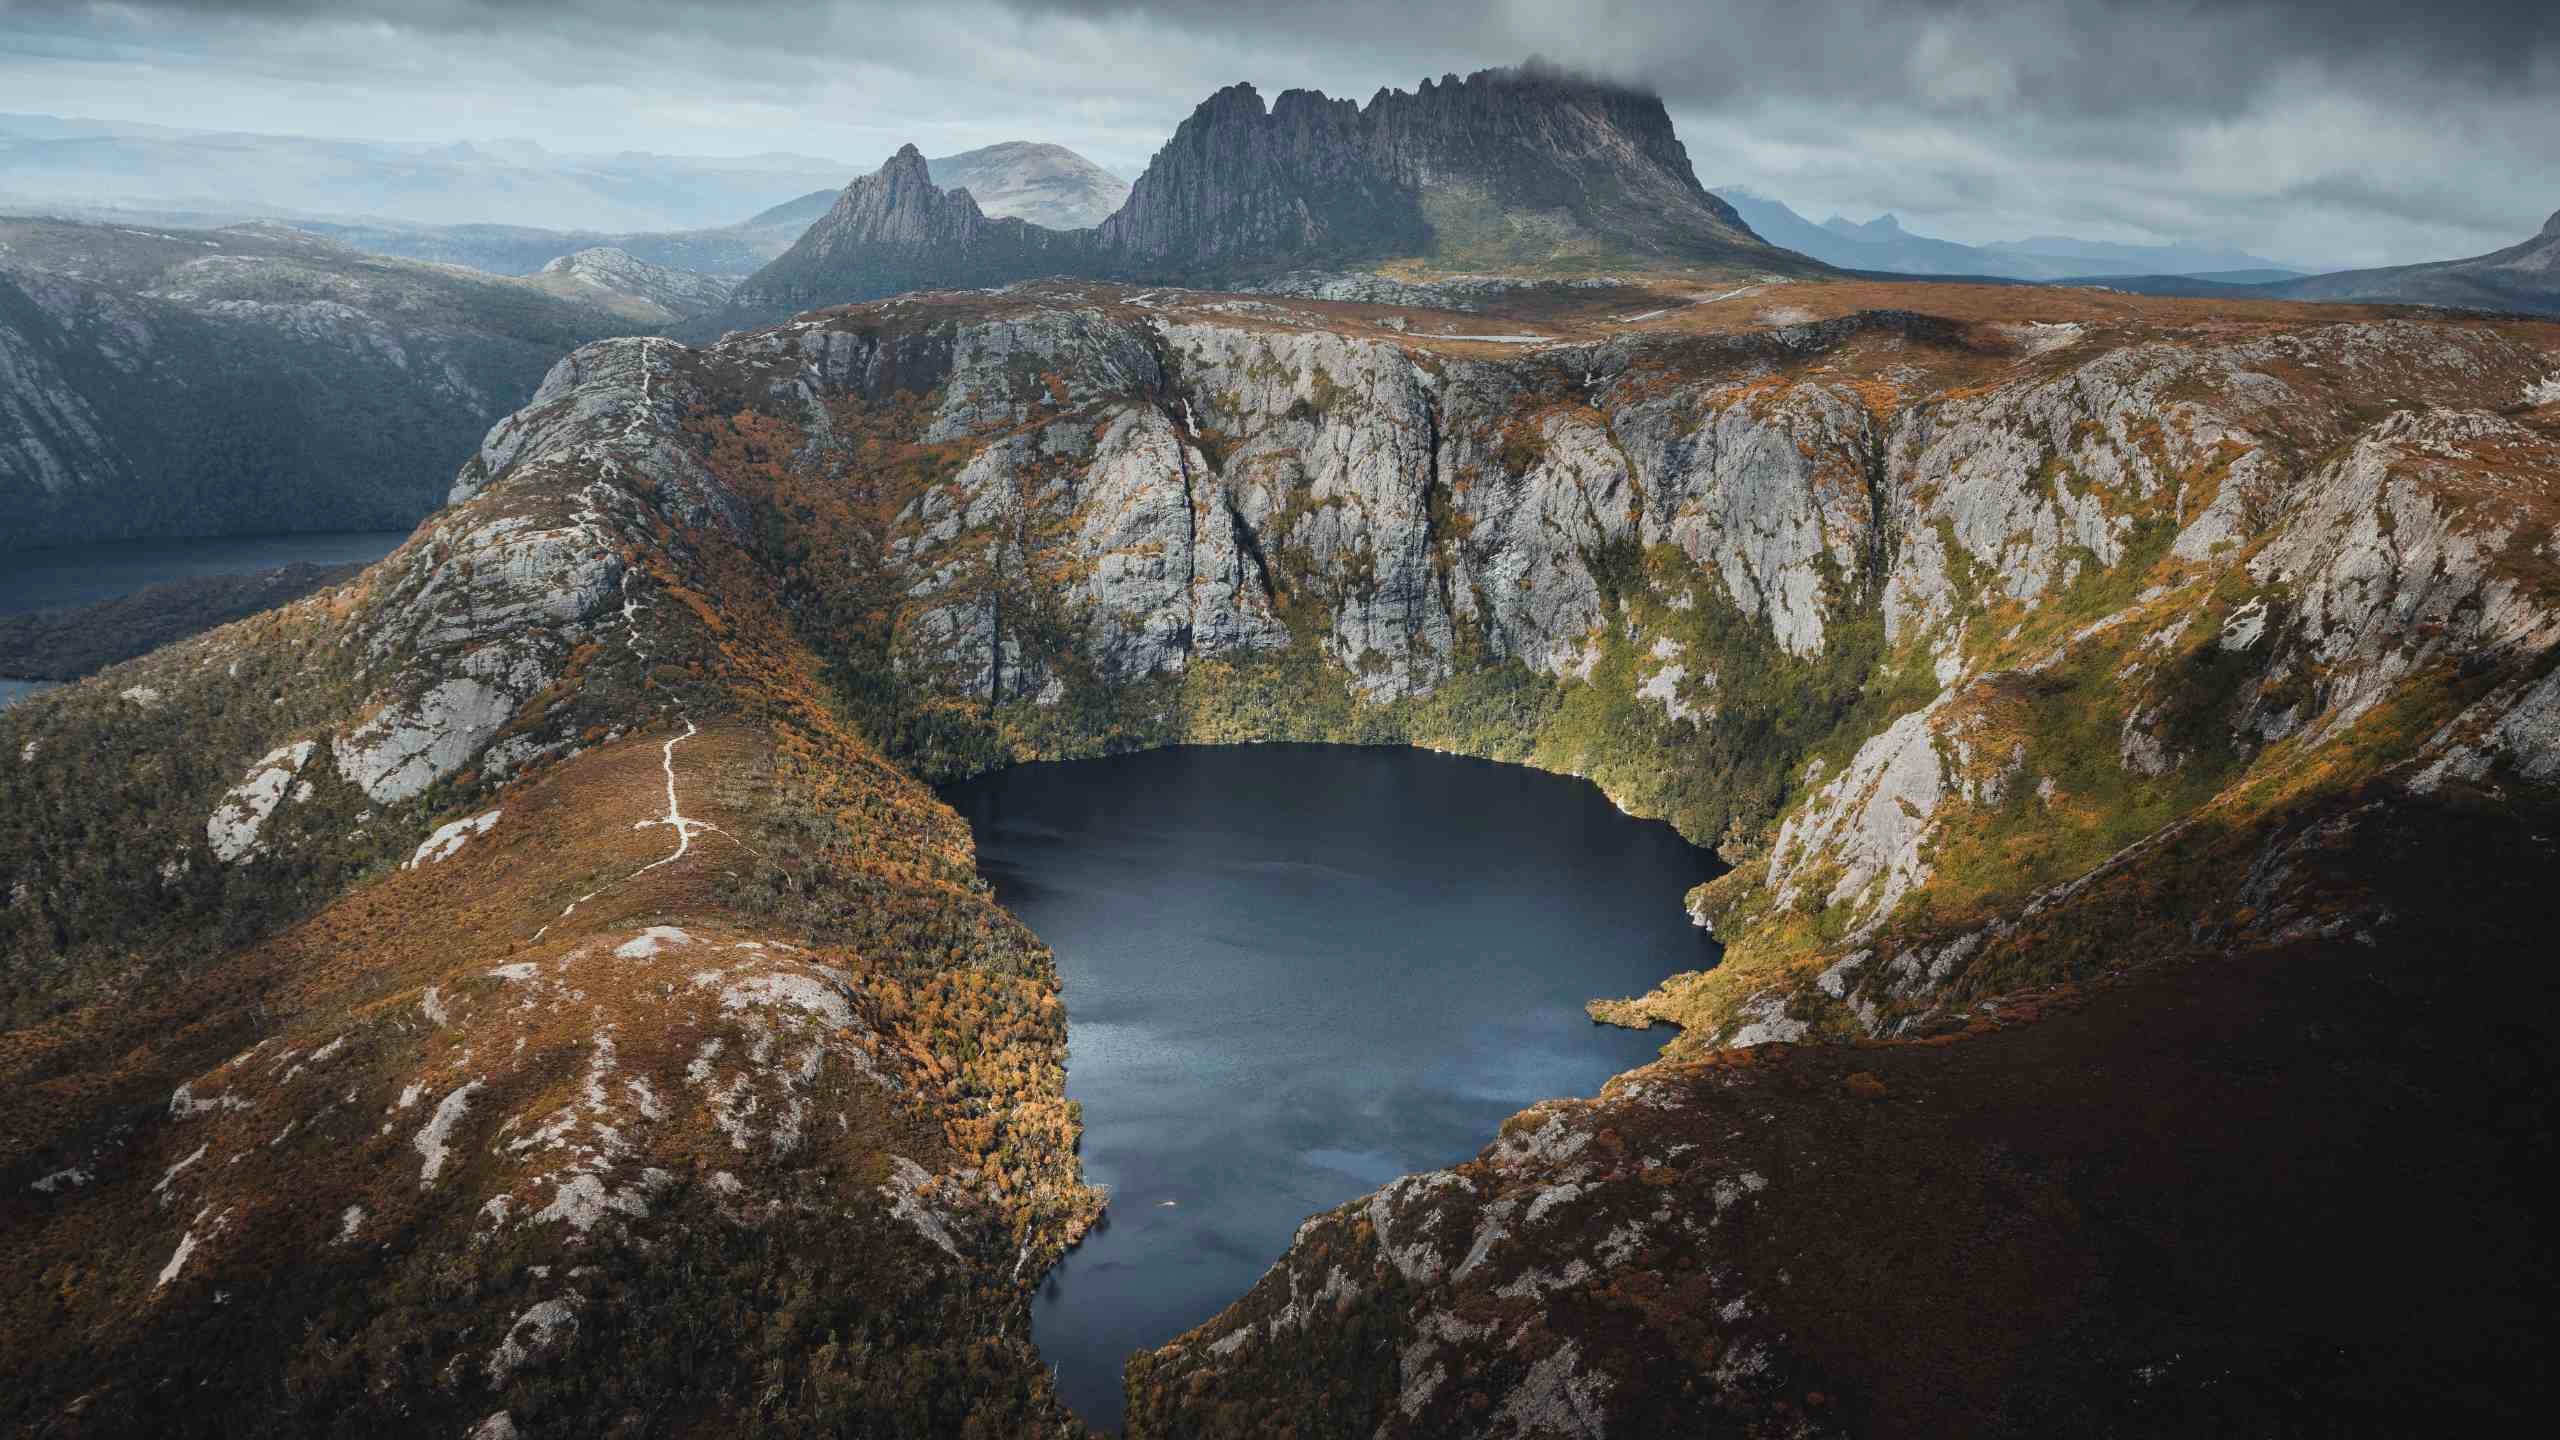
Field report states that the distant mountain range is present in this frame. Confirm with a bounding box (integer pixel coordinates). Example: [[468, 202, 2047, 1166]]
[[0, 217, 648, 549], [723, 64, 1808, 326], [0, 128, 1132, 290], [0, 113, 851, 232], [927, 142, 1130, 229], [1711, 186, 2305, 281], [283, 202, 815, 282], [2084, 208, 2560, 316]]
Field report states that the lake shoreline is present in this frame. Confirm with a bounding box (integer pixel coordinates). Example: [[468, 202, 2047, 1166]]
[[942, 743, 1723, 1430], [0, 532, 411, 708]]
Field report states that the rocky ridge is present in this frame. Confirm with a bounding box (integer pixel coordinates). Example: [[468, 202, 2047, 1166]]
[[2256, 203, 2560, 313], [5, 275, 2558, 1433], [2092, 201, 2560, 316], [3, 331, 1099, 1435]]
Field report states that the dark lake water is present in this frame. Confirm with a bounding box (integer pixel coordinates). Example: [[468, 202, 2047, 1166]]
[[0, 679, 58, 711], [0, 530, 411, 708], [0, 530, 412, 618], [941, 743, 1723, 1432]]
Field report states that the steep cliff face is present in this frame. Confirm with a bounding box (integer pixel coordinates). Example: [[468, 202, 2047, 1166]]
[[1093, 83, 1434, 268], [0, 217, 646, 550], [1357, 62, 1764, 267], [7, 277, 2557, 1434], [1091, 65, 1767, 275]]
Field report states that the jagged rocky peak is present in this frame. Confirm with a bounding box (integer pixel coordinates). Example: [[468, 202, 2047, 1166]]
[[771, 144, 1005, 269], [833, 143, 973, 244], [1095, 79, 1428, 265], [729, 144, 1095, 320], [1098, 60, 1775, 272]]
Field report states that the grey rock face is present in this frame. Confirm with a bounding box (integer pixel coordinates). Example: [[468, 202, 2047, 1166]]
[[1766, 695, 1951, 927], [2246, 408, 2560, 740], [1094, 82, 1431, 268], [0, 291, 118, 500], [1618, 378, 1882, 657], [335, 647, 548, 804]]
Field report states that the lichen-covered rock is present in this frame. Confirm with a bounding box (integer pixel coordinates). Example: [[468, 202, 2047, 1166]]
[[205, 740, 318, 863], [1129, 1072, 1835, 1438], [1766, 694, 1951, 930]]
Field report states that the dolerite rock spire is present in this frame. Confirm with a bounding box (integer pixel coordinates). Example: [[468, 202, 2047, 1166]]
[[1097, 63, 1781, 274], [1092, 82, 1431, 266], [1357, 61, 1766, 260], [723, 144, 1098, 324]]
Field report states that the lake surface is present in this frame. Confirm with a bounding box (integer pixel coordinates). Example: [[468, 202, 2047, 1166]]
[[0, 530, 412, 618], [941, 743, 1723, 1432], [0, 530, 412, 708], [0, 678, 57, 711]]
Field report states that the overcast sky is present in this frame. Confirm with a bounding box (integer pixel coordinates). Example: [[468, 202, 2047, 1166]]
[[3, 0, 2555, 268]]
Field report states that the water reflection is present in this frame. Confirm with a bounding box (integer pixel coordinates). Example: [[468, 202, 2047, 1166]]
[[942, 743, 1722, 1432]]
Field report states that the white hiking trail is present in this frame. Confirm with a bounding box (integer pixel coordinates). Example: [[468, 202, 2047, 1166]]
[[528, 712, 752, 943], [525, 340, 751, 942], [629, 720, 713, 880]]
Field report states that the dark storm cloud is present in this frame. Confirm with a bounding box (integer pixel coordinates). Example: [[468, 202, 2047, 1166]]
[[13, 0, 2556, 119], [1003, 0, 2560, 116], [26, 0, 2550, 102], [3, 0, 2555, 267]]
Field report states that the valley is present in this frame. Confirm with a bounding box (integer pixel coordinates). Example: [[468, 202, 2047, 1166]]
[[4, 260, 2555, 1432]]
